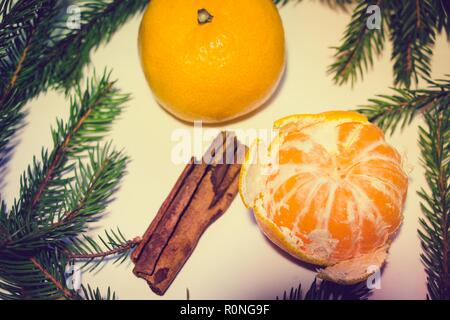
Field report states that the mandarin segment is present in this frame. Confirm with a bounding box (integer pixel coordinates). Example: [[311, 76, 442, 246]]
[[294, 182, 329, 235], [328, 185, 357, 260], [239, 111, 409, 283]]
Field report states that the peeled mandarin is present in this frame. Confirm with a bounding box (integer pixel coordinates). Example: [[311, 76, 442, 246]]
[[239, 111, 408, 283]]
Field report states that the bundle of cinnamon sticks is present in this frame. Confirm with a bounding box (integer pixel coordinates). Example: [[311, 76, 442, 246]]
[[132, 132, 246, 295]]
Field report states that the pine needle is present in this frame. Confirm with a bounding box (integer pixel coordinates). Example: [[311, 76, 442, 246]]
[[418, 107, 450, 300], [277, 278, 371, 300], [0, 71, 131, 300], [357, 76, 450, 134]]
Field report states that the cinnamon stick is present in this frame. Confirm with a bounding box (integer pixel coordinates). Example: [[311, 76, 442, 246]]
[[132, 131, 246, 295]]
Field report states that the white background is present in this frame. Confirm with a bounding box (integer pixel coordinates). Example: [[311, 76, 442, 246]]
[[2, 2, 450, 299]]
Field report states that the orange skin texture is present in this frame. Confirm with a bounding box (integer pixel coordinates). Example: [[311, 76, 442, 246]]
[[139, 0, 286, 123]]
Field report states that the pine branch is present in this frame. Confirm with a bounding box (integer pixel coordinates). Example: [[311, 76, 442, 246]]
[[49, 144, 128, 240], [357, 76, 450, 134], [328, 0, 385, 86], [277, 278, 371, 300], [0, 71, 130, 299], [79, 284, 116, 300], [274, 0, 355, 11], [2, 144, 129, 254], [0, 0, 147, 166], [389, 0, 437, 88], [27, 70, 125, 211], [418, 107, 450, 300], [0, 248, 70, 299], [66, 231, 141, 272], [0, 0, 13, 19], [0, 0, 60, 162], [67, 235, 140, 261], [0, 71, 129, 254], [328, 1, 449, 87], [48, 0, 149, 90], [29, 256, 75, 300], [0, 248, 116, 299], [59, 144, 128, 224], [0, 1, 142, 300], [433, 0, 450, 40]]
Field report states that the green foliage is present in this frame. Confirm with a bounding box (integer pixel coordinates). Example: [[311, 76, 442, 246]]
[[51, 0, 149, 89], [0, 247, 73, 299], [0, 246, 117, 300], [417, 107, 450, 300], [277, 278, 371, 300], [66, 228, 138, 272], [0, 0, 13, 18], [389, 0, 436, 88], [277, 0, 450, 87], [1, 71, 128, 254], [0, 0, 60, 160], [359, 77, 449, 299], [330, 0, 450, 88], [328, 0, 385, 86], [79, 285, 116, 300], [274, 0, 354, 11], [434, 0, 450, 40], [357, 76, 450, 134], [0, 0, 150, 301], [0, 71, 131, 300], [0, 0, 148, 164]]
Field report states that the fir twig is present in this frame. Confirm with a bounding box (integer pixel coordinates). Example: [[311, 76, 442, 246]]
[[277, 278, 371, 300], [0, 0, 13, 19], [0, 248, 71, 299], [434, 0, 450, 40], [0, 0, 60, 161], [328, 0, 385, 86], [48, 0, 149, 90], [67, 236, 141, 260], [0, 71, 130, 300], [0, 0, 148, 165], [274, 0, 354, 11], [329, 0, 449, 87], [389, 0, 436, 88], [65, 231, 141, 272], [357, 76, 450, 134], [0, 70, 129, 255], [29, 256, 75, 300], [0, 1, 143, 300], [358, 77, 449, 299], [79, 284, 116, 300], [418, 107, 450, 300]]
